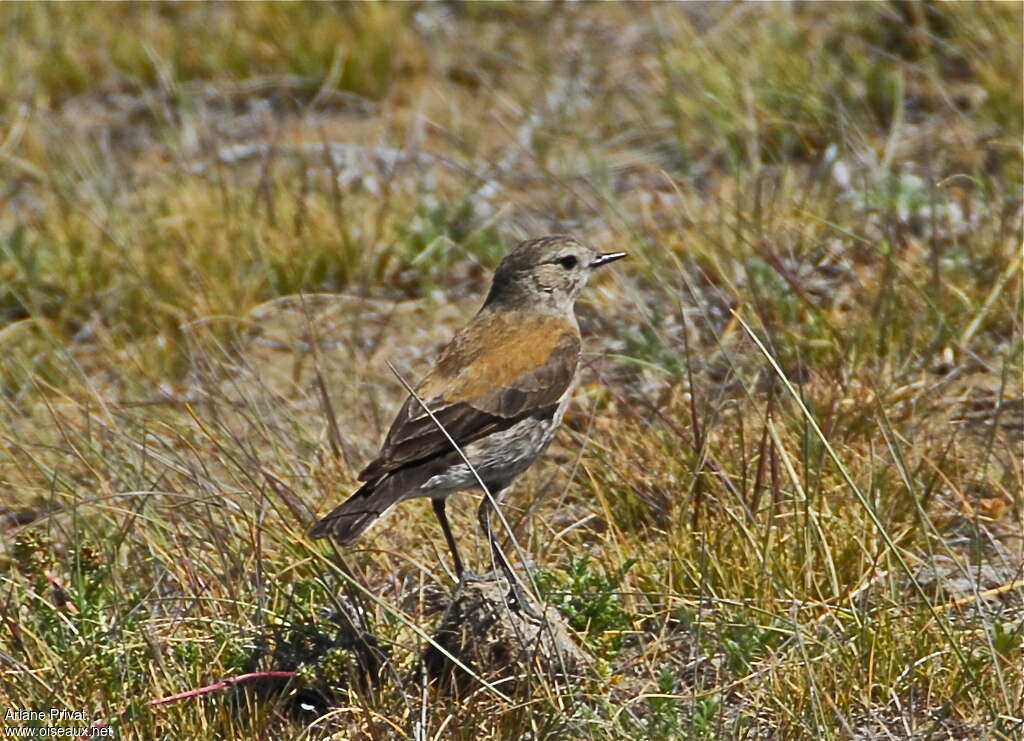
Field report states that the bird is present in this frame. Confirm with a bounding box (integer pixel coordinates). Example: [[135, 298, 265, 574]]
[[310, 235, 626, 611]]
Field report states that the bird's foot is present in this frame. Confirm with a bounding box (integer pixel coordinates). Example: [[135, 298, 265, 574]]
[[505, 582, 543, 620], [457, 569, 497, 585]]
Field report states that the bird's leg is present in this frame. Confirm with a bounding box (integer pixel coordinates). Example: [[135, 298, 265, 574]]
[[477, 491, 512, 580], [477, 493, 542, 619], [431, 497, 466, 582]]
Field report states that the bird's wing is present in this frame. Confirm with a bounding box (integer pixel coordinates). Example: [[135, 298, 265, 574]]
[[358, 312, 581, 481]]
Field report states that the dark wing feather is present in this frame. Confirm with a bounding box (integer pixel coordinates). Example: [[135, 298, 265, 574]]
[[359, 327, 579, 481]]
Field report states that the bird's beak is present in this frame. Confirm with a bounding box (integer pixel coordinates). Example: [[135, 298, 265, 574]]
[[590, 252, 627, 268]]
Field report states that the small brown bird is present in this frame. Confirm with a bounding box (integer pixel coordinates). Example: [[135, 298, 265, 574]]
[[310, 236, 625, 608]]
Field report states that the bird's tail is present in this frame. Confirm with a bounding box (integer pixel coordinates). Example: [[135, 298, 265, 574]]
[[309, 479, 403, 545]]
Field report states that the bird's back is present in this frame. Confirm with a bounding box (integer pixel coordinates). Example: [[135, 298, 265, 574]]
[[359, 308, 581, 482]]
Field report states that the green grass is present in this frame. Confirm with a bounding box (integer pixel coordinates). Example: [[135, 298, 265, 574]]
[[1, 2, 1022, 739]]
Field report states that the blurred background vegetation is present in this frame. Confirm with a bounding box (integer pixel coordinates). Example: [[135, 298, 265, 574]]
[[0, 2, 1021, 739]]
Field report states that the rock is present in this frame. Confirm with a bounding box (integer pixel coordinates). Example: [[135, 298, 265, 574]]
[[913, 555, 1023, 608], [423, 573, 590, 696]]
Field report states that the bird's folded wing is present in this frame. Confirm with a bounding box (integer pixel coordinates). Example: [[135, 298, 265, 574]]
[[358, 313, 581, 481]]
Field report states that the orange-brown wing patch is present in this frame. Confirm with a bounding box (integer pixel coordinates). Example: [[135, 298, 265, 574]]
[[358, 311, 580, 481], [418, 312, 578, 403]]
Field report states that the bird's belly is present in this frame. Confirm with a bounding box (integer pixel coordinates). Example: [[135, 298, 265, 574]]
[[413, 403, 567, 497]]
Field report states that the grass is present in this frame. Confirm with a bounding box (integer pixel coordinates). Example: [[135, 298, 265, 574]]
[[1, 2, 1021, 739]]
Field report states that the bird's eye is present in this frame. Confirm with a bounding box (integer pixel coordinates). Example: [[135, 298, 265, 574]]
[[555, 255, 578, 269]]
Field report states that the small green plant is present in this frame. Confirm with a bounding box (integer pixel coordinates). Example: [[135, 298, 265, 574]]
[[645, 666, 683, 740], [536, 555, 637, 655], [989, 620, 1023, 662], [689, 693, 723, 740], [718, 618, 783, 674]]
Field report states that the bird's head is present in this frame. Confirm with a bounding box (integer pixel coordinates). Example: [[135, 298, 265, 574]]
[[483, 235, 626, 311]]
